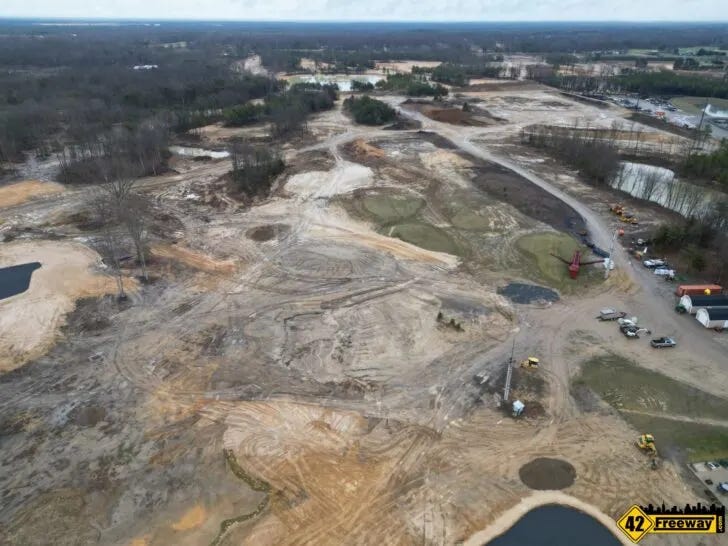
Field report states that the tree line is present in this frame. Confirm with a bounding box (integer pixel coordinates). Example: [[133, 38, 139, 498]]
[[376, 74, 448, 97], [224, 83, 338, 137], [520, 125, 621, 186], [530, 70, 728, 100], [343, 96, 397, 125]]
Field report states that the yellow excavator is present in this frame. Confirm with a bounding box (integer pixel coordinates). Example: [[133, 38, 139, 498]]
[[637, 434, 661, 469], [637, 433, 657, 454], [520, 357, 540, 369]]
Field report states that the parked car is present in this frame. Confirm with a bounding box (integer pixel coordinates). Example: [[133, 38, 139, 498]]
[[650, 337, 676, 348], [707, 462, 720, 471], [643, 259, 666, 268], [718, 482, 728, 494]]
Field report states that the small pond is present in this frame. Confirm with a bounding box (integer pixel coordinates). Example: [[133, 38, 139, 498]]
[[485, 504, 621, 546], [0, 262, 41, 301], [169, 145, 230, 159], [497, 283, 559, 304]]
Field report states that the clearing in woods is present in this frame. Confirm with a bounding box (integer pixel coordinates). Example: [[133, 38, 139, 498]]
[[2, 47, 728, 546]]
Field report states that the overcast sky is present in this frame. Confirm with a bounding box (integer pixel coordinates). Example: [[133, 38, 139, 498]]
[[1, 0, 725, 22]]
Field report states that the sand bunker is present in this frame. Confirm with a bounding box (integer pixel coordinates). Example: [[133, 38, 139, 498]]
[[284, 162, 374, 200], [0, 180, 64, 208], [0, 240, 137, 372]]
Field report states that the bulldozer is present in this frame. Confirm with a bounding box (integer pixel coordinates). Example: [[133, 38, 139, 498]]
[[520, 357, 540, 369], [619, 213, 639, 225]]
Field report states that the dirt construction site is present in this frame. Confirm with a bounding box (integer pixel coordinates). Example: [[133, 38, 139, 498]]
[[2, 78, 728, 546]]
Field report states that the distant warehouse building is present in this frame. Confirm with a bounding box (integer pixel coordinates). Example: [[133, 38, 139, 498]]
[[677, 294, 728, 314], [696, 308, 728, 330]]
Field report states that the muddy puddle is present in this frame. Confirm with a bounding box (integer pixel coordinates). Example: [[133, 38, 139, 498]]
[[246, 224, 291, 242], [497, 283, 559, 304], [0, 262, 41, 300], [485, 504, 620, 546]]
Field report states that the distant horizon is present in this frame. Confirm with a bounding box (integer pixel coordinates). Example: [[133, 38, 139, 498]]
[[2, 17, 728, 24]]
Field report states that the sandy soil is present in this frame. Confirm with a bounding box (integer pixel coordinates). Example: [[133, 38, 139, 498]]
[[463, 492, 632, 546], [150, 243, 237, 274], [0, 179, 64, 208], [283, 162, 374, 200], [299, 57, 332, 71], [375, 60, 441, 74], [189, 122, 271, 144], [2, 82, 727, 546], [0, 240, 137, 372], [231, 54, 269, 76]]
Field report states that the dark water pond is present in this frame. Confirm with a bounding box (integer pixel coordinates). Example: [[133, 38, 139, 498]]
[[485, 505, 621, 546], [0, 262, 41, 300], [497, 283, 559, 304]]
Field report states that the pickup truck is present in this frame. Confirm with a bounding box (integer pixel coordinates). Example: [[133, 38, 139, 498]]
[[650, 337, 676, 348]]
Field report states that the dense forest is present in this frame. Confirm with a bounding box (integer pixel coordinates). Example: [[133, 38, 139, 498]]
[[1, 20, 727, 166]]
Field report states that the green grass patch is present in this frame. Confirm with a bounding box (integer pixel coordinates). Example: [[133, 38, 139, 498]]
[[516, 231, 603, 291], [576, 354, 728, 461], [386, 222, 462, 255], [578, 354, 728, 420], [671, 96, 728, 116], [622, 413, 728, 462], [361, 192, 424, 223]]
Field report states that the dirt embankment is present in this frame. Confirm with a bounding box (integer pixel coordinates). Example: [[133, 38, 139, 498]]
[[0, 180, 64, 208], [465, 155, 587, 236], [403, 100, 501, 127]]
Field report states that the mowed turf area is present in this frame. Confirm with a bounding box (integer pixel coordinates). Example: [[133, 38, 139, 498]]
[[576, 354, 728, 460], [671, 96, 728, 116], [516, 231, 604, 291]]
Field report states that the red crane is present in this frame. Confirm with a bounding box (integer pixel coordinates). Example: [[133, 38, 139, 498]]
[[551, 250, 604, 279]]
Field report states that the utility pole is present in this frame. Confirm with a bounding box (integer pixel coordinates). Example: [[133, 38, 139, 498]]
[[605, 228, 624, 279], [503, 338, 516, 402]]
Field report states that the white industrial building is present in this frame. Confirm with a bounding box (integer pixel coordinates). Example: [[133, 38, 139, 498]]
[[678, 294, 728, 314], [696, 308, 728, 330]]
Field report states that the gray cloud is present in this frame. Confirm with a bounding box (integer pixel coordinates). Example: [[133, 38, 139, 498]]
[[1, 0, 725, 21]]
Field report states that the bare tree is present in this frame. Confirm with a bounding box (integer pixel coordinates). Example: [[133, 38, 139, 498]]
[[121, 194, 150, 282], [639, 170, 660, 202], [92, 191, 127, 300], [98, 151, 151, 282]]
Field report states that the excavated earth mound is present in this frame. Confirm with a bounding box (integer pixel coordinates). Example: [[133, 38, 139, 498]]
[[519, 457, 576, 490]]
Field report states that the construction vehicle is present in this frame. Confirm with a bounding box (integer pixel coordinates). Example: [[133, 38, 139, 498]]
[[610, 203, 625, 215], [637, 434, 661, 470], [621, 325, 650, 338], [520, 357, 539, 369], [550, 250, 605, 279], [619, 214, 639, 225], [637, 433, 657, 455]]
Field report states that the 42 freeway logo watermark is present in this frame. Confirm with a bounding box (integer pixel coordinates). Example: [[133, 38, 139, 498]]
[[617, 503, 725, 543]]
